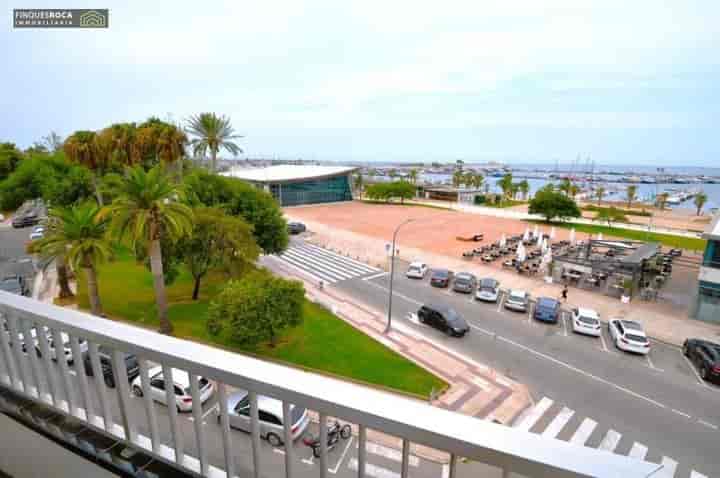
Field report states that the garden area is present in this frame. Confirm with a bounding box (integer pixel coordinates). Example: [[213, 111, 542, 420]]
[[75, 249, 446, 398]]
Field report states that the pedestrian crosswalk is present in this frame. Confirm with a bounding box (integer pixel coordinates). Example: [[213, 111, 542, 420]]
[[513, 397, 708, 478], [274, 242, 382, 284]]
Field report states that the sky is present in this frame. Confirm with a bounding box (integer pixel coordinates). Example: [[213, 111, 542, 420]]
[[1, 0, 719, 166]]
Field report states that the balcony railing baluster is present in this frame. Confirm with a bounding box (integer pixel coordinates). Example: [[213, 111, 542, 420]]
[[217, 382, 235, 478], [51, 327, 75, 414], [20, 317, 44, 400], [69, 335, 93, 420], [357, 425, 367, 478], [189, 372, 209, 475], [111, 349, 136, 442], [6, 314, 31, 395], [318, 411, 328, 478], [35, 322, 60, 409], [138, 358, 161, 453], [162, 364, 184, 464], [283, 400, 295, 478], [401, 439, 410, 478], [249, 390, 262, 478], [88, 341, 113, 430]]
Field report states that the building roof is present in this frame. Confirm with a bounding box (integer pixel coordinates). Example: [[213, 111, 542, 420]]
[[703, 212, 720, 241], [222, 165, 357, 183], [620, 242, 660, 265]]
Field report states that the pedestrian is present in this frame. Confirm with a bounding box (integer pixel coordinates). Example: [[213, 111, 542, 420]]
[[561, 284, 568, 302]]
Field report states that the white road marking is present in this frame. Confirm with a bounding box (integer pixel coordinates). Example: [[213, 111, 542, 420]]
[[496, 293, 504, 312], [569, 418, 597, 445], [541, 406, 574, 438], [628, 442, 648, 460], [656, 456, 677, 478], [201, 404, 218, 420], [698, 420, 718, 430], [671, 408, 691, 419], [468, 323, 494, 336], [363, 272, 387, 281], [348, 458, 399, 478], [682, 354, 709, 388], [561, 312, 568, 337], [364, 281, 423, 306], [330, 436, 354, 474], [513, 397, 553, 431], [495, 334, 669, 410], [303, 242, 380, 273], [690, 471, 708, 478], [599, 331, 609, 352], [597, 429, 621, 452], [645, 353, 663, 372], [365, 442, 419, 467]]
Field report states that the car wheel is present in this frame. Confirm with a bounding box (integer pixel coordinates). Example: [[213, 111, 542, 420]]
[[418, 315, 425, 324], [132, 385, 143, 397], [682, 343, 689, 357], [266, 432, 283, 447], [104, 376, 116, 389], [340, 424, 351, 439], [700, 366, 708, 380]]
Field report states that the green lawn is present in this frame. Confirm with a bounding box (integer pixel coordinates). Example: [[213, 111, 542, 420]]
[[77, 250, 446, 398], [533, 221, 706, 251]]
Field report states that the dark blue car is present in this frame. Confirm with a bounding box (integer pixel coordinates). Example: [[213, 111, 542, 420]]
[[533, 297, 560, 323]]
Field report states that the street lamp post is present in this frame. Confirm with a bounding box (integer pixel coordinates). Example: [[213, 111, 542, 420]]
[[385, 218, 414, 334]]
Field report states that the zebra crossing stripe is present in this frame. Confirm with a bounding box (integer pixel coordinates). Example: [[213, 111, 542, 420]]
[[276, 252, 341, 283], [628, 442, 648, 460], [597, 429, 621, 452], [282, 249, 354, 280], [297, 244, 379, 275], [690, 471, 708, 478], [541, 406, 574, 438], [514, 397, 553, 431], [302, 242, 380, 273], [569, 418, 597, 445], [273, 253, 334, 283], [656, 456, 678, 478]]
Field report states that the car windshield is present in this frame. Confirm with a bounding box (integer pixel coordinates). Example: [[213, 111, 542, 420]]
[[578, 316, 598, 325], [623, 321, 643, 331], [433, 270, 448, 278], [456, 276, 471, 284], [480, 279, 497, 289], [445, 309, 461, 322], [625, 333, 648, 343], [408, 266, 420, 272], [509, 292, 525, 301]]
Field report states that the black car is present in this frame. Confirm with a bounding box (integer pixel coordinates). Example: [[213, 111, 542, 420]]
[[11, 213, 39, 228], [83, 346, 140, 388], [683, 338, 720, 384], [417, 304, 469, 337], [287, 222, 307, 234], [0, 276, 27, 296], [452, 272, 477, 293], [430, 269, 453, 288]]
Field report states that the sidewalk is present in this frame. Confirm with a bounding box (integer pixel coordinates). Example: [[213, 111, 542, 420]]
[[286, 215, 720, 348], [263, 258, 532, 462]]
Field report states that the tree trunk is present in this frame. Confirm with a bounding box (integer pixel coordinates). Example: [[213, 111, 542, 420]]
[[91, 173, 104, 206], [211, 148, 218, 173], [192, 275, 201, 300], [149, 238, 172, 334], [84, 265, 102, 316], [56, 254, 74, 299]]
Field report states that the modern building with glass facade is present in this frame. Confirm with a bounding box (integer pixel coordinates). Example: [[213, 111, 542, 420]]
[[223, 165, 356, 207], [693, 213, 720, 323]]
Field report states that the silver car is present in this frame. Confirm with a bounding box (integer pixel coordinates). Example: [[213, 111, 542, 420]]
[[504, 289, 529, 312], [475, 278, 500, 302], [223, 390, 310, 446]]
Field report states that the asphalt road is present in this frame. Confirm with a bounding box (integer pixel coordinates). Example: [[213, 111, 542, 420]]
[[332, 260, 720, 478]]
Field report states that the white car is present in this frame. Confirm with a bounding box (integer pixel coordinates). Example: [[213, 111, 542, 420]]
[[608, 318, 650, 355], [131, 367, 215, 412], [222, 390, 310, 446], [406, 261, 428, 279], [475, 278, 500, 302], [571, 308, 602, 337]]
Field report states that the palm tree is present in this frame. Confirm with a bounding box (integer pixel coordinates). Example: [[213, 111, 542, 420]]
[[694, 192, 708, 216], [36, 203, 111, 315], [185, 113, 243, 172], [452, 170, 463, 188], [353, 173, 364, 197], [518, 180, 530, 200], [472, 173, 484, 190], [559, 178, 572, 196], [626, 185, 638, 209], [64, 130, 105, 205], [497, 173, 514, 198], [657, 192, 669, 211], [569, 184, 580, 199], [156, 123, 188, 180], [595, 186, 606, 205], [408, 169, 418, 185], [463, 171, 474, 189], [101, 166, 193, 334]]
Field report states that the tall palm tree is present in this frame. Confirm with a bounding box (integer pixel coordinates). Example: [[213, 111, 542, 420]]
[[626, 185, 638, 209], [452, 170, 463, 188], [408, 169, 418, 185], [595, 186, 606, 205], [497, 173, 514, 198], [101, 166, 193, 334], [518, 180, 530, 200], [64, 130, 105, 205], [36, 203, 111, 316], [657, 192, 669, 211], [156, 123, 188, 180], [185, 113, 243, 172], [463, 171, 474, 189], [559, 178, 572, 196], [694, 192, 708, 216], [569, 184, 580, 199], [472, 173, 484, 190]]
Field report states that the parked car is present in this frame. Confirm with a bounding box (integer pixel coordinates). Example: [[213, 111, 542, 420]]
[[430, 269, 453, 288], [131, 366, 215, 412], [452, 272, 477, 294], [0, 276, 27, 296], [668, 248, 682, 257], [475, 278, 500, 302], [287, 222, 306, 234], [533, 297, 560, 323], [82, 346, 140, 388], [29, 227, 44, 240], [417, 304, 469, 337], [608, 319, 650, 355], [405, 261, 428, 279], [571, 308, 602, 337], [34, 329, 88, 365], [683, 339, 720, 384], [504, 289, 529, 312], [12, 212, 40, 228], [221, 389, 310, 446]]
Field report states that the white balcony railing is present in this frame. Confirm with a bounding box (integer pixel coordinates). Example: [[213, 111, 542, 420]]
[[0, 290, 659, 478]]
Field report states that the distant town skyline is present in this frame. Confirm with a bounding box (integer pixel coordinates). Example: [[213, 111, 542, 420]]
[[3, 0, 719, 166]]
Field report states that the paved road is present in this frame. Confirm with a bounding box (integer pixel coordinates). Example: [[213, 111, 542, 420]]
[[312, 257, 720, 478]]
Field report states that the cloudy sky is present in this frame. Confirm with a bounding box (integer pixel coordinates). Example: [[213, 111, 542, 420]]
[[2, 1, 719, 165]]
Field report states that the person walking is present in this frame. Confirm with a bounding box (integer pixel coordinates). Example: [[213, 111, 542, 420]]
[[561, 284, 569, 302]]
